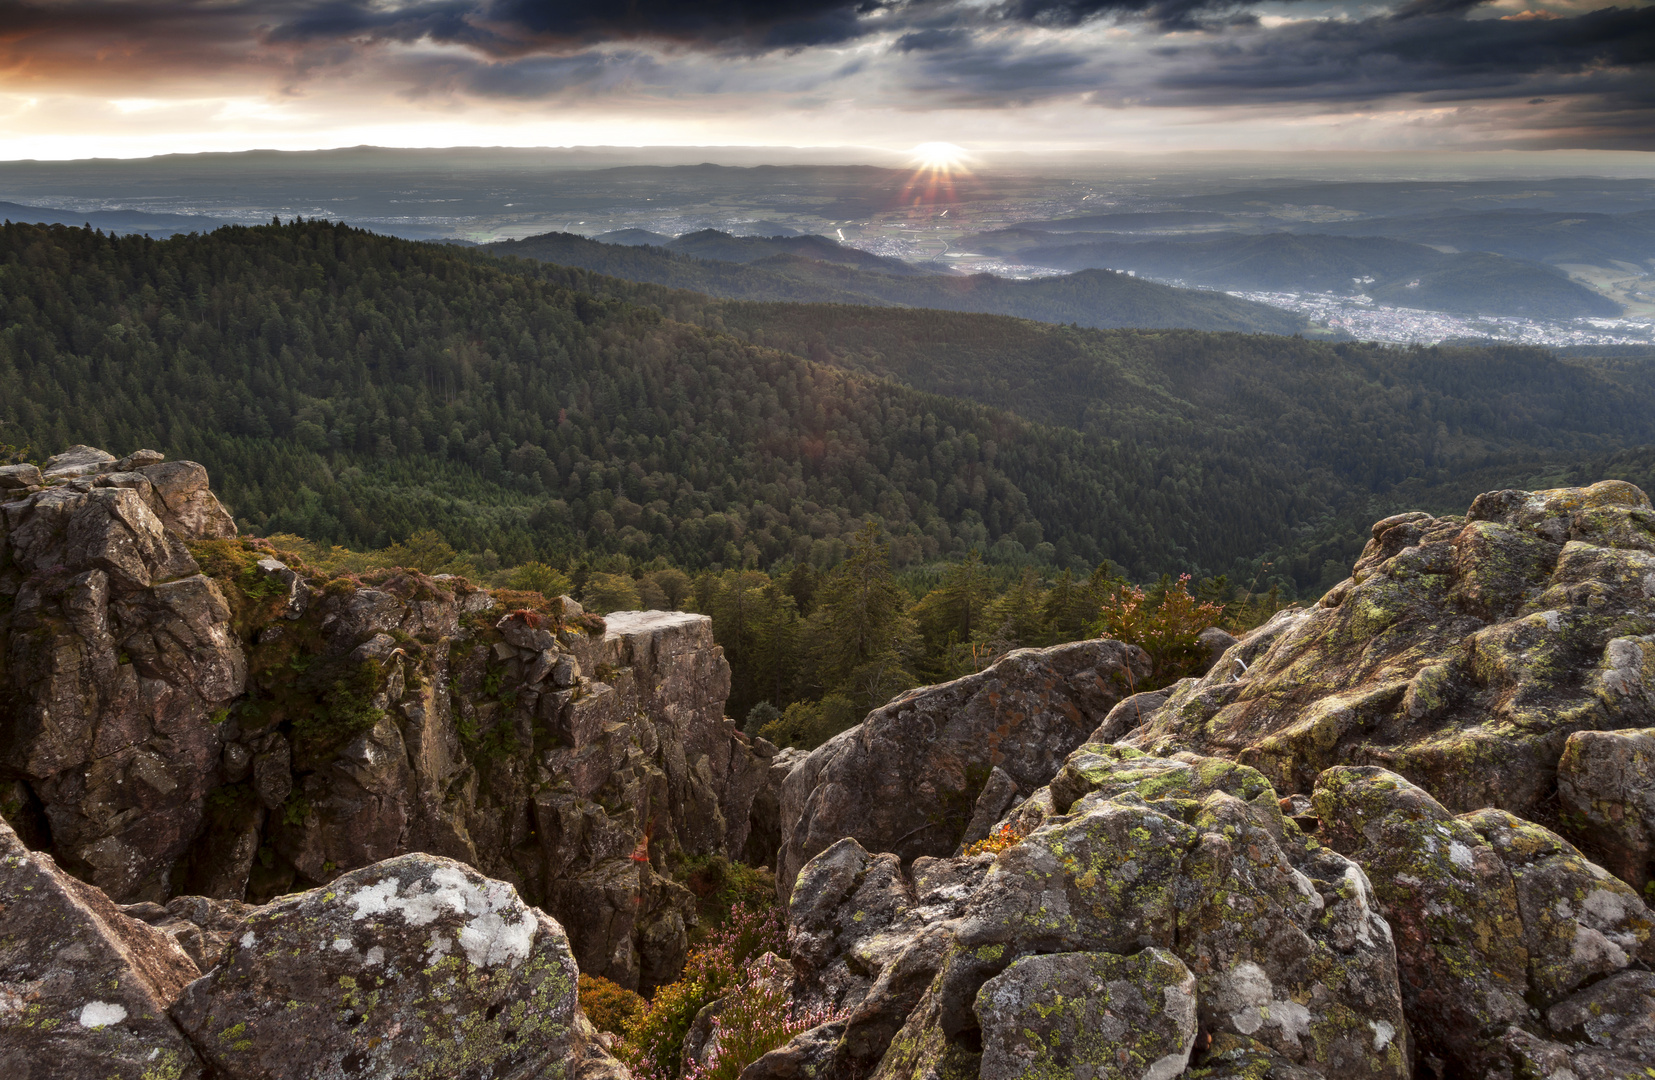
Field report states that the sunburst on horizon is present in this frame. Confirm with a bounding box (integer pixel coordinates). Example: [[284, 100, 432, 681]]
[[899, 142, 972, 212]]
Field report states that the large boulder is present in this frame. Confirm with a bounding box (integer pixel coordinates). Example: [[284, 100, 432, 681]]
[[1313, 765, 1655, 1076], [1127, 482, 1655, 827], [974, 949, 1197, 1080], [777, 637, 1151, 899], [169, 852, 598, 1080], [0, 814, 205, 1080]]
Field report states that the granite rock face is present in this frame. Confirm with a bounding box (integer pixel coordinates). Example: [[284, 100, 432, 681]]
[[771, 746, 1410, 1080], [777, 637, 1152, 899], [974, 949, 1197, 1080], [0, 815, 205, 1080], [0, 448, 245, 901], [1, 447, 772, 992], [1125, 481, 1655, 832]]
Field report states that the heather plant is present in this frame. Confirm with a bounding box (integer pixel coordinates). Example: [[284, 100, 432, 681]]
[[616, 900, 788, 1080], [682, 953, 845, 1080]]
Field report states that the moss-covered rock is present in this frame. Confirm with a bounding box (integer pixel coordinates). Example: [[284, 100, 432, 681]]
[[0, 813, 204, 1080], [1557, 726, 1655, 893], [1314, 764, 1655, 1076], [868, 749, 1409, 1080]]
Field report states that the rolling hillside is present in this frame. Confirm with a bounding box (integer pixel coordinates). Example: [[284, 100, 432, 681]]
[[481, 230, 1311, 335]]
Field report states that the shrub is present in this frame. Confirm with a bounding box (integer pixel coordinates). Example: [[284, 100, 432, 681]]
[[963, 821, 1025, 858], [579, 973, 646, 1036], [582, 572, 642, 614], [683, 954, 844, 1080], [1094, 573, 1225, 690], [757, 693, 861, 750]]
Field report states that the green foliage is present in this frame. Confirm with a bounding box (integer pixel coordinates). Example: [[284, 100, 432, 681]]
[[742, 701, 781, 737], [810, 521, 918, 710], [7, 218, 1652, 609], [757, 694, 862, 750], [378, 528, 464, 574], [681, 954, 843, 1080], [507, 561, 572, 597], [581, 572, 641, 614], [679, 855, 776, 930]]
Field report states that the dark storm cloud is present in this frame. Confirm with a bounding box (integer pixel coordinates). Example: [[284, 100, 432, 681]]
[[1141, 5, 1655, 104], [0, 0, 1651, 149], [261, 0, 903, 54]]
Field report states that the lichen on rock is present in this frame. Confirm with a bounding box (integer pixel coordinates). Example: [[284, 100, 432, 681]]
[[169, 852, 589, 1080]]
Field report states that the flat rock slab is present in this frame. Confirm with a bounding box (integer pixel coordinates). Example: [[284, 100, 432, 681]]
[[0, 816, 204, 1080], [170, 852, 584, 1080]]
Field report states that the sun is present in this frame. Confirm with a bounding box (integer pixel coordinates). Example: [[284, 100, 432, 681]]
[[909, 142, 969, 172]]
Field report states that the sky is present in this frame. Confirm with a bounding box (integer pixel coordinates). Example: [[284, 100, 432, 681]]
[[0, 0, 1650, 160]]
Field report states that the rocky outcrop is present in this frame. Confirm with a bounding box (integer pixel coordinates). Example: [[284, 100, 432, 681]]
[[776, 638, 1151, 899], [0, 446, 245, 900], [1123, 481, 1655, 833], [1, 447, 773, 992], [3, 812, 625, 1080], [0, 814, 205, 1080], [765, 746, 1410, 1080], [1558, 726, 1655, 892]]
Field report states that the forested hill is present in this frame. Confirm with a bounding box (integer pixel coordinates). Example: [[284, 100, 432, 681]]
[[3, 220, 1654, 592], [479, 230, 1310, 335]]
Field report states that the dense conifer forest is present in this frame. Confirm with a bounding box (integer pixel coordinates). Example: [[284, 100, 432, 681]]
[[4, 218, 1653, 604]]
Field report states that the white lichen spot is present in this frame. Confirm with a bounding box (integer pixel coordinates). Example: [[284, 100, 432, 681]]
[[1448, 841, 1475, 870], [1370, 1019, 1396, 1051], [331, 938, 353, 953], [346, 878, 403, 921], [239, 931, 256, 950], [78, 1001, 127, 1028], [364, 946, 385, 966], [1583, 888, 1629, 925], [426, 934, 451, 964], [346, 865, 537, 968]]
